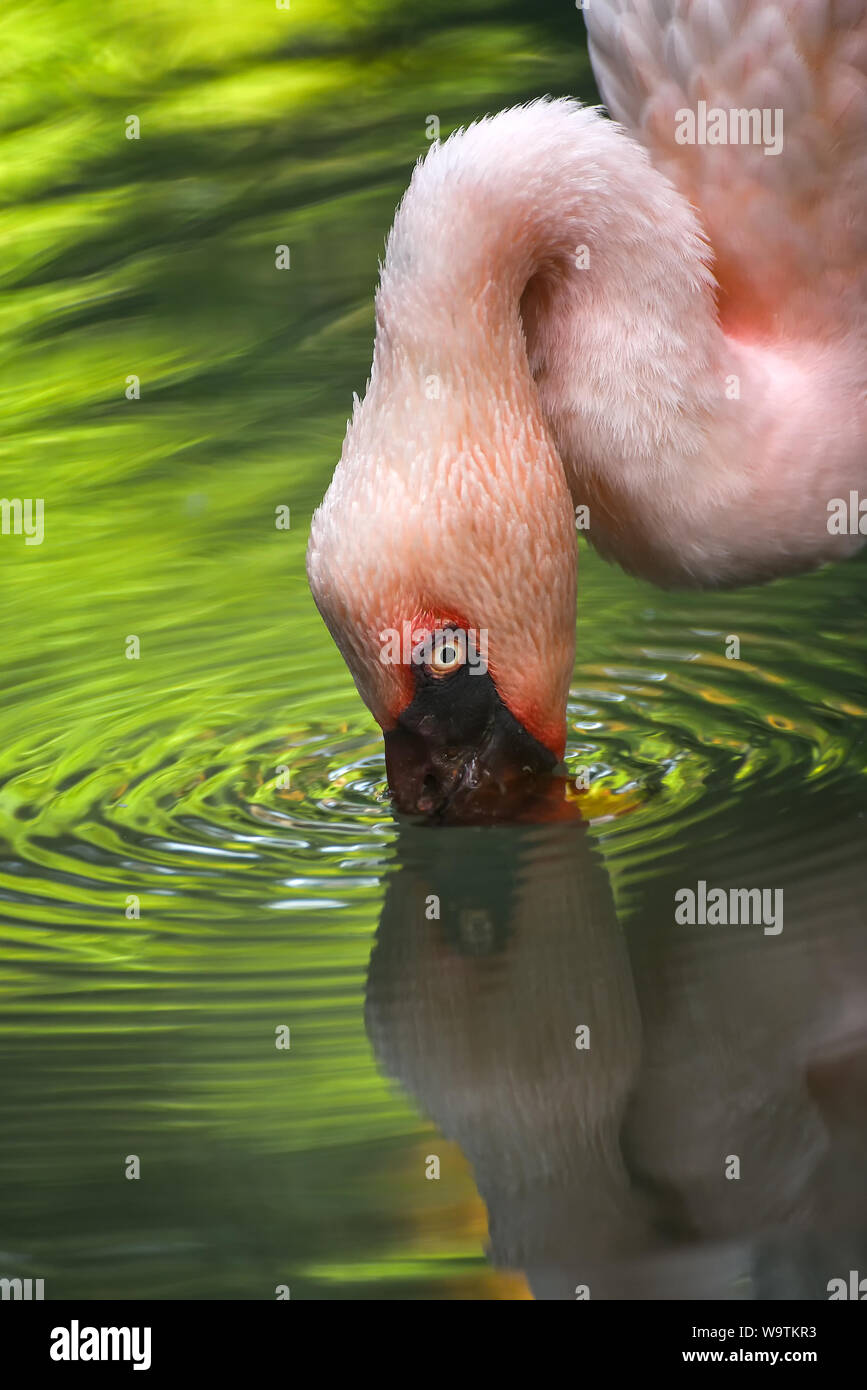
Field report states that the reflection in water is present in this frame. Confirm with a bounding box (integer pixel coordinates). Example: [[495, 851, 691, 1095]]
[[366, 796, 867, 1299]]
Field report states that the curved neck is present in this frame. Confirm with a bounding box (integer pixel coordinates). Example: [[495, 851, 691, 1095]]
[[367, 100, 864, 589], [372, 101, 724, 486]]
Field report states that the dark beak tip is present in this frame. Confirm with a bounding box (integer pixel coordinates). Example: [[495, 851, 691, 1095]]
[[386, 745, 561, 826], [383, 673, 560, 823]]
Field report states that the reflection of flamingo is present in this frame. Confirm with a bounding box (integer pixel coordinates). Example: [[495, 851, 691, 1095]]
[[307, 3, 867, 817], [366, 803, 867, 1298]]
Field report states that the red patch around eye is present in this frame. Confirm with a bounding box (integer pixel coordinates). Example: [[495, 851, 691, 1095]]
[[381, 606, 476, 722], [505, 702, 567, 761], [381, 606, 565, 762]]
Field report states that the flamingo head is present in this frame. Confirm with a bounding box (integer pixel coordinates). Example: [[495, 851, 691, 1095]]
[[307, 382, 578, 821]]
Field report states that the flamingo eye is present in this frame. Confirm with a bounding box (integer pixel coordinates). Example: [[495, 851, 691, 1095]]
[[428, 631, 465, 676]]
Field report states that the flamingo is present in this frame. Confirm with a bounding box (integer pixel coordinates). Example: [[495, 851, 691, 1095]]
[[307, 1, 867, 819]]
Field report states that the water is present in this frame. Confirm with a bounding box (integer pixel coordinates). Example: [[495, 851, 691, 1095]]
[[1, 1, 865, 1300]]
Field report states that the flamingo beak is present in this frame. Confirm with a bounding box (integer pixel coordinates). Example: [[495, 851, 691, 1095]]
[[383, 669, 558, 822]]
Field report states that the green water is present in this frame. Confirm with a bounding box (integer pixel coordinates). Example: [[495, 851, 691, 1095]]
[[1, 1, 865, 1300]]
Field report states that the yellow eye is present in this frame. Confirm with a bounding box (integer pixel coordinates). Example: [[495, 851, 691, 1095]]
[[428, 631, 465, 676]]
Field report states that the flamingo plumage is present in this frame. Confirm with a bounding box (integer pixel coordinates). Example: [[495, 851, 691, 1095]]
[[307, 0, 867, 818]]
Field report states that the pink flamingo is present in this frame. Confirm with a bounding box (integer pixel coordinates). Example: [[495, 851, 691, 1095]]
[[307, 1, 867, 818]]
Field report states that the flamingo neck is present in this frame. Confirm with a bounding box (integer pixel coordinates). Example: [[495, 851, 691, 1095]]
[[351, 99, 864, 600], [372, 102, 724, 488]]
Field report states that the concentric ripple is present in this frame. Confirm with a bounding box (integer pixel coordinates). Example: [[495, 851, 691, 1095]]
[[2, 552, 864, 968]]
